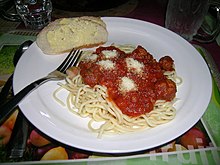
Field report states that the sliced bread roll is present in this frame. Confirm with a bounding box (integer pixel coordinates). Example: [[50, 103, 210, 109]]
[[36, 16, 108, 55]]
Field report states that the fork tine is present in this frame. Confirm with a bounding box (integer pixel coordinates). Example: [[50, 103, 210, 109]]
[[57, 49, 82, 73], [63, 49, 82, 70], [56, 48, 76, 72]]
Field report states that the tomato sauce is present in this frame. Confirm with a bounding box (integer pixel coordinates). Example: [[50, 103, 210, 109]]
[[79, 45, 177, 117]]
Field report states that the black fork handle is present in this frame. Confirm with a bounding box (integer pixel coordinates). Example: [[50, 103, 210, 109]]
[[0, 78, 48, 125]]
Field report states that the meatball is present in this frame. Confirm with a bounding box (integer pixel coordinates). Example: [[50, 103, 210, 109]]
[[155, 79, 176, 101], [131, 45, 154, 61], [159, 56, 174, 71]]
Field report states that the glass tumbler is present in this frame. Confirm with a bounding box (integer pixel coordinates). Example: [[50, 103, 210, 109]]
[[165, 0, 209, 41], [15, 0, 52, 30], [194, 1, 220, 43]]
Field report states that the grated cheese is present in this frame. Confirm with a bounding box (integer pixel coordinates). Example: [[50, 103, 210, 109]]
[[97, 60, 115, 70], [126, 58, 144, 74], [84, 53, 98, 61], [102, 50, 117, 59], [119, 77, 137, 93]]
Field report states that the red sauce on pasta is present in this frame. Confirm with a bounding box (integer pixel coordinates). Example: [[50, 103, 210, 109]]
[[79, 45, 176, 117]]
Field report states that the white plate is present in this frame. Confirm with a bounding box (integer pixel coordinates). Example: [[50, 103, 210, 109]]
[[13, 17, 212, 153]]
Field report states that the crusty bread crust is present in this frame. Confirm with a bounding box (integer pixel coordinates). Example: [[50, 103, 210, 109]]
[[36, 17, 108, 55]]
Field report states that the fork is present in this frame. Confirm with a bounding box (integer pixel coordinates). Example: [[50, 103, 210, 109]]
[[0, 49, 82, 125]]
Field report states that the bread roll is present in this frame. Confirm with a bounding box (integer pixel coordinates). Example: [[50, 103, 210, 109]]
[[36, 16, 108, 55]]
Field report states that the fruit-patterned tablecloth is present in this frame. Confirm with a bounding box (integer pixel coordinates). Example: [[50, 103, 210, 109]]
[[0, 33, 219, 165]]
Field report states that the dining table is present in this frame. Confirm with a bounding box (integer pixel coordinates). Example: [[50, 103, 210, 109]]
[[0, 0, 220, 164]]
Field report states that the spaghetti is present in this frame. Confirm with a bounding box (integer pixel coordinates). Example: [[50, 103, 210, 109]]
[[53, 45, 182, 138]]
